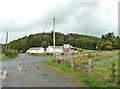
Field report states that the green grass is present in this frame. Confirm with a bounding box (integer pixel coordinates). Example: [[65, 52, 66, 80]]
[[44, 58, 119, 88], [0, 53, 17, 60], [95, 58, 118, 72], [81, 77, 119, 88], [44, 60, 81, 77], [45, 50, 119, 87], [27, 53, 53, 57], [76, 50, 118, 62], [92, 58, 119, 83], [27, 53, 47, 56], [0, 54, 2, 60], [92, 51, 118, 61], [44, 60, 87, 87]]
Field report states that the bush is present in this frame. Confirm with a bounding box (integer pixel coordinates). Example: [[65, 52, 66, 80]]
[[5, 50, 12, 57], [13, 50, 18, 56], [46, 53, 53, 55], [4, 50, 18, 57], [105, 46, 113, 50], [61, 53, 64, 55], [31, 53, 35, 55]]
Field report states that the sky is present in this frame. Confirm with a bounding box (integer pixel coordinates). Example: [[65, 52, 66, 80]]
[[0, 0, 119, 44]]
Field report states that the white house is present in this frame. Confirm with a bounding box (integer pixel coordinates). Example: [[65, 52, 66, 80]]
[[63, 44, 74, 52], [46, 46, 63, 53], [63, 44, 74, 49], [26, 47, 44, 53]]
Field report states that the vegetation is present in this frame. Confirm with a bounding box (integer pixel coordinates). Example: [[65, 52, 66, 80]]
[[27, 53, 54, 56], [4, 50, 18, 57], [45, 50, 119, 88], [2, 32, 119, 53], [98, 33, 119, 50], [45, 59, 119, 88], [0, 54, 2, 60], [44, 60, 82, 80], [94, 58, 118, 76], [1, 50, 18, 60]]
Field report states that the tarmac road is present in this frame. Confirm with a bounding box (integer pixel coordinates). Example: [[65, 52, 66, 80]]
[[2, 54, 81, 87]]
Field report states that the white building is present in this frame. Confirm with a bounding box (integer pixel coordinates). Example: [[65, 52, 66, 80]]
[[63, 44, 74, 52], [46, 46, 63, 53], [63, 44, 74, 49], [26, 47, 44, 53]]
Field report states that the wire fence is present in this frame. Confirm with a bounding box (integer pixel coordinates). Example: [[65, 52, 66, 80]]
[[55, 53, 119, 84]]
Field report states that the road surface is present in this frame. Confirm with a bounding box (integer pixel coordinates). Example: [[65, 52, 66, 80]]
[[1, 54, 80, 87]]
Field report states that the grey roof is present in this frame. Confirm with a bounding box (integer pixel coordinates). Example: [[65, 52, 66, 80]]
[[63, 44, 74, 48], [48, 46, 63, 49], [28, 47, 44, 50]]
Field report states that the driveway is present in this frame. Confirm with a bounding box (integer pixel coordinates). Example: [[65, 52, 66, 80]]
[[1, 54, 80, 87]]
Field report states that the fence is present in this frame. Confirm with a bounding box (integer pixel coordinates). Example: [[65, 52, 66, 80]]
[[55, 53, 118, 83]]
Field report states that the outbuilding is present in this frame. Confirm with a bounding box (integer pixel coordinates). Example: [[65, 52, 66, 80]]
[[26, 47, 44, 53], [46, 46, 63, 53]]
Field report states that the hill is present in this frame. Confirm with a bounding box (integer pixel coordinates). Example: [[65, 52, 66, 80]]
[[3, 32, 119, 52]]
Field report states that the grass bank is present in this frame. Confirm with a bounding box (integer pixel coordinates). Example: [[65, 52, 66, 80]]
[[0, 50, 19, 60], [44, 59, 119, 88], [27, 53, 54, 57], [0, 53, 18, 60]]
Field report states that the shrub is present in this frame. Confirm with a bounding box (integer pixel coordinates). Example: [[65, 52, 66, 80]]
[[61, 53, 64, 55], [46, 53, 53, 55], [13, 50, 18, 56], [105, 46, 113, 50], [31, 53, 35, 55], [4, 50, 18, 57], [5, 50, 13, 57]]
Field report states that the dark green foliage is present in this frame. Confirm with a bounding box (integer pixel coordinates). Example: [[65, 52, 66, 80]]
[[98, 32, 119, 50], [82, 77, 102, 87], [46, 53, 53, 55], [4, 50, 18, 57], [61, 53, 64, 55], [4, 50, 12, 57], [81, 77, 119, 88], [5, 32, 119, 52], [105, 46, 113, 50]]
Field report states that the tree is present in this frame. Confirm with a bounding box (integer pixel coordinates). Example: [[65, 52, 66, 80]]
[[6, 32, 118, 52]]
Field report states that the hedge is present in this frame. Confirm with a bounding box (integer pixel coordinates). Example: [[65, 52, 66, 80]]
[[4, 50, 18, 57]]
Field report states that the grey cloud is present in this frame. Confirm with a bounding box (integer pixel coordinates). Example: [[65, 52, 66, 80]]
[[1, 1, 118, 43]]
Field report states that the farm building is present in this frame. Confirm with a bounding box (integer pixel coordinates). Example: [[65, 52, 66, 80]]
[[26, 47, 44, 53], [63, 44, 74, 52], [46, 46, 63, 53]]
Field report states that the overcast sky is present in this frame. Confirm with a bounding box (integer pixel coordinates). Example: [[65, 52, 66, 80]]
[[0, 0, 119, 44]]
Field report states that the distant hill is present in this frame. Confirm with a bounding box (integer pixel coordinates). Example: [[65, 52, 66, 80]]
[[4, 32, 119, 52]]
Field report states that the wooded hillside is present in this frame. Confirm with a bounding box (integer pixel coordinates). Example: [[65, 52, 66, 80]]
[[3, 32, 119, 52]]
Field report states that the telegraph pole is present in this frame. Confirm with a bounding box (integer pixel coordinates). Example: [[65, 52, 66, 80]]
[[5, 31, 8, 50], [53, 18, 55, 59]]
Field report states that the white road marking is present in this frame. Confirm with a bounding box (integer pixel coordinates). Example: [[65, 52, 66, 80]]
[[17, 66, 22, 71], [0, 70, 7, 79]]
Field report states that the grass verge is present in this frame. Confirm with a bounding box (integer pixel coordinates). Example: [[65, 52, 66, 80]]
[[44, 59, 120, 88], [0, 54, 18, 60]]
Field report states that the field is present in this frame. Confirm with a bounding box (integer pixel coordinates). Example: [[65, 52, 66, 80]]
[[0, 54, 9, 60], [0, 53, 18, 60], [0, 54, 2, 60], [45, 50, 119, 87]]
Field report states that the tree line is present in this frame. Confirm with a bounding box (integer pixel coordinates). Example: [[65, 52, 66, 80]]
[[3, 32, 119, 53]]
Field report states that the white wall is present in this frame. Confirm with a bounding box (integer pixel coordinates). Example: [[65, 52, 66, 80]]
[[46, 46, 54, 53], [46, 46, 63, 53], [26, 47, 44, 53]]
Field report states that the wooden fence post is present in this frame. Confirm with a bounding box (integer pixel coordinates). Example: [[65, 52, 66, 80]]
[[70, 57, 74, 68], [111, 63, 116, 80], [88, 59, 92, 76]]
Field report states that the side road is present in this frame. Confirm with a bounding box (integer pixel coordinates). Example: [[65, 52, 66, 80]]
[[2, 54, 81, 87]]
